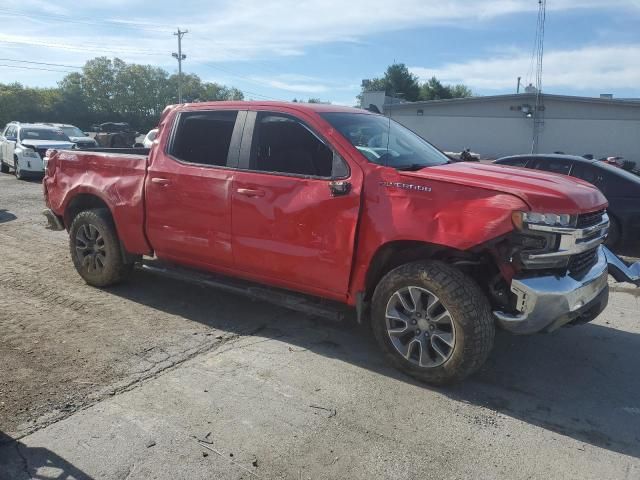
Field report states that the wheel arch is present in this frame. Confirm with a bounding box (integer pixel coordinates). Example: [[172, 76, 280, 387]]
[[363, 240, 475, 302], [64, 193, 112, 230]]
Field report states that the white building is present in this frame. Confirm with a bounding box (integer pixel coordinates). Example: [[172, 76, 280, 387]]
[[365, 92, 640, 160]]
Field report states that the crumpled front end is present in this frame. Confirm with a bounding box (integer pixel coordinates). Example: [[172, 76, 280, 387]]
[[494, 208, 612, 334]]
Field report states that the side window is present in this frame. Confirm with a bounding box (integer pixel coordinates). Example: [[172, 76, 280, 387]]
[[572, 164, 606, 192], [249, 112, 347, 178], [170, 110, 238, 167], [503, 157, 529, 168], [532, 158, 572, 175], [572, 164, 597, 184]]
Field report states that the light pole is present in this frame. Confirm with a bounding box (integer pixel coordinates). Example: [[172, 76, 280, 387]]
[[172, 29, 188, 103]]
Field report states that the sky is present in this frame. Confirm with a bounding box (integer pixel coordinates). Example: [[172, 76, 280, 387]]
[[1, 0, 640, 105]]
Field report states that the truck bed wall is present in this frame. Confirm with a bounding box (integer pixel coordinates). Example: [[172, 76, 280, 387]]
[[45, 150, 152, 255]]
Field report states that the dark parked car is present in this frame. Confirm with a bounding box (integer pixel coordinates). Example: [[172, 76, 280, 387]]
[[494, 154, 640, 254]]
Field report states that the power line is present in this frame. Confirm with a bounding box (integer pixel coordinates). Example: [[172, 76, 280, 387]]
[[0, 39, 167, 57], [0, 58, 82, 69], [200, 62, 304, 97], [0, 7, 174, 33], [197, 64, 284, 100], [0, 63, 75, 73]]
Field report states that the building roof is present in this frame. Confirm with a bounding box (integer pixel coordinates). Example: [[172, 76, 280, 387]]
[[385, 93, 640, 110]]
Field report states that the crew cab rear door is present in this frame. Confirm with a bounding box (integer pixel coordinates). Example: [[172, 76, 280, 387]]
[[145, 109, 246, 268], [231, 109, 361, 298]]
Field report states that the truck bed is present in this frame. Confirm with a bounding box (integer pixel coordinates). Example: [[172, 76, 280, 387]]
[[44, 148, 152, 255]]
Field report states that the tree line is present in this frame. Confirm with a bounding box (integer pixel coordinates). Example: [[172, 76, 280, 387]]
[[0, 57, 244, 132], [360, 63, 472, 103]]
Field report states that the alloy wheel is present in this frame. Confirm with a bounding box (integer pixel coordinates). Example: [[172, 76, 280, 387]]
[[385, 286, 456, 368], [75, 224, 107, 273]]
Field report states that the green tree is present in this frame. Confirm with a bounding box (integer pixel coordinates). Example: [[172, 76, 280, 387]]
[[360, 63, 421, 102], [1, 57, 246, 132], [420, 76, 451, 100], [360, 64, 473, 104], [420, 77, 473, 100], [449, 84, 473, 98]]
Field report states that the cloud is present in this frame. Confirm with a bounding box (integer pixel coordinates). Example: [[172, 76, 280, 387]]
[[410, 44, 640, 91], [2, 0, 640, 66]]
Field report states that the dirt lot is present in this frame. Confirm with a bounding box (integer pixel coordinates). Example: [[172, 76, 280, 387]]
[[1, 174, 639, 479], [0, 175, 286, 436]]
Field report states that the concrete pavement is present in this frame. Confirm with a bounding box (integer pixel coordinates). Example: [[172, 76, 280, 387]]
[[1, 287, 639, 480]]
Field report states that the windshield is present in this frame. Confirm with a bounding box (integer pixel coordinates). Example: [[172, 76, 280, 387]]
[[321, 112, 450, 170], [20, 128, 70, 142], [61, 126, 86, 138]]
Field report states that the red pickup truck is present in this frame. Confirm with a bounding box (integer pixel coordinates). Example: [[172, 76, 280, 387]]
[[43, 101, 616, 384]]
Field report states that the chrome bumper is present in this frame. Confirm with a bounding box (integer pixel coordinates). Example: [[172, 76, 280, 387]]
[[494, 246, 609, 334]]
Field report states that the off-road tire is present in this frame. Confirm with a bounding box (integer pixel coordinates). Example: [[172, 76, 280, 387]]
[[371, 261, 495, 385], [69, 209, 134, 287]]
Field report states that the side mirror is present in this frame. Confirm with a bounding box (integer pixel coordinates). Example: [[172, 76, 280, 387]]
[[84, 132, 92, 136]]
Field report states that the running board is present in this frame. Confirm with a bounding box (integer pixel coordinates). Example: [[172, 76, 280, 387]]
[[137, 260, 351, 322], [603, 246, 640, 286]]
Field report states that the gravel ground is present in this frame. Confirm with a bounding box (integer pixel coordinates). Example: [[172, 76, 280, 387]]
[[0, 173, 639, 479]]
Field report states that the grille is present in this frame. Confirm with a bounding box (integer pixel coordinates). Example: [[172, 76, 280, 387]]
[[577, 209, 605, 229], [568, 248, 599, 278]]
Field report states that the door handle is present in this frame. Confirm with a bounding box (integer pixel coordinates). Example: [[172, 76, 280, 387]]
[[329, 181, 351, 196], [236, 188, 265, 198], [151, 177, 170, 186]]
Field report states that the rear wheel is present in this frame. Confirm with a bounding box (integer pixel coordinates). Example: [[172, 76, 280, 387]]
[[0, 160, 8, 174], [69, 209, 134, 287], [371, 261, 495, 385]]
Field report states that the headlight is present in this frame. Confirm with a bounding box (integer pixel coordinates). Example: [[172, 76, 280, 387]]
[[21, 149, 39, 158], [512, 211, 576, 229]]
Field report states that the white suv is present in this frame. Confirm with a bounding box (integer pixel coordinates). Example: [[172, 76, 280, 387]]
[[0, 123, 74, 179]]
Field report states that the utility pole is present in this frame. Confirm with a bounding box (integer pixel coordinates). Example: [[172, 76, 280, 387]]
[[516, 76, 521, 94], [172, 29, 188, 103]]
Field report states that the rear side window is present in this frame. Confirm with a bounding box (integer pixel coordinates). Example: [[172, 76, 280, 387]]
[[572, 164, 600, 184], [500, 157, 529, 168], [170, 110, 238, 167], [248, 113, 347, 178], [531, 158, 572, 175]]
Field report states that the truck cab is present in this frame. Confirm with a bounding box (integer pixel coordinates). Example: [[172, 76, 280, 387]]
[[43, 101, 637, 384]]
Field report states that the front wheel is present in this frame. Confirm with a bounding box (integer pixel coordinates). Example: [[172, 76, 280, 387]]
[[371, 261, 495, 385], [69, 209, 134, 287], [14, 157, 24, 180]]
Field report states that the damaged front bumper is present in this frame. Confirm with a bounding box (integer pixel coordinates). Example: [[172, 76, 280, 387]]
[[494, 246, 609, 334], [603, 246, 640, 286]]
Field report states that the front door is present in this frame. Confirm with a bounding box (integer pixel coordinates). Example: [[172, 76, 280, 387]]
[[2, 126, 17, 166], [231, 110, 361, 297], [145, 109, 245, 269]]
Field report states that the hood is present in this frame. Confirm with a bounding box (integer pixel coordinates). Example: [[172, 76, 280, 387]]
[[403, 162, 607, 214], [68, 136, 96, 144], [21, 140, 75, 149]]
